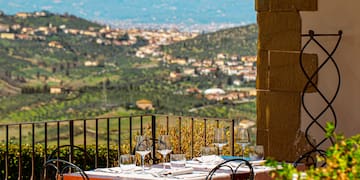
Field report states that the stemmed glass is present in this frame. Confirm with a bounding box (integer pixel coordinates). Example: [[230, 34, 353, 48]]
[[213, 128, 227, 155], [235, 127, 250, 158], [157, 135, 172, 170], [135, 135, 151, 173]]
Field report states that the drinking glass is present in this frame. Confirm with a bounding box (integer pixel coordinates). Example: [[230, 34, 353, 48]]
[[135, 135, 151, 173], [157, 135, 172, 170], [235, 127, 250, 158], [120, 154, 136, 172], [249, 145, 264, 161], [170, 154, 186, 168], [213, 128, 227, 155], [200, 146, 217, 156]]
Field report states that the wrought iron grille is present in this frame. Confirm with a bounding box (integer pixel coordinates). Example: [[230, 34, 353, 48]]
[[295, 30, 343, 167]]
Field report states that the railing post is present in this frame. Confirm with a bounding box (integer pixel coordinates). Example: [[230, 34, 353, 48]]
[[106, 118, 110, 167], [151, 115, 156, 163], [191, 117, 195, 158], [140, 116, 143, 135], [95, 118, 99, 168], [31, 123, 35, 180], [18, 124, 22, 180], [178, 116, 182, 153], [231, 119, 235, 156], [44, 122, 48, 180], [83, 119, 87, 169], [44, 122, 48, 159], [204, 118, 207, 145], [118, 117, 121, 162], [69, 120, 74, 164], [5, 125, 9, 180], [57, 121, 60, 168], [166, 116, 169, 134], [129, 116, 133, 154]]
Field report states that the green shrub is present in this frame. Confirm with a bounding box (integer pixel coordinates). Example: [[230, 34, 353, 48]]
[[266, 123, 360, 180]]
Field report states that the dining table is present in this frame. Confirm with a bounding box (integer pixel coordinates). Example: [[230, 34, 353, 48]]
[[61, 156, 274, 180]]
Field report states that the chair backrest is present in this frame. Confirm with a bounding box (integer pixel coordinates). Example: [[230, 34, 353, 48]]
[[43, 145, 90, 180], [47, 144, 92, 170], [205, 158, 254, 180], [43, 159, 89, 180]]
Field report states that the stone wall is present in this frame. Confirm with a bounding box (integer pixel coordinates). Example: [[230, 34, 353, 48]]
[[256, 0, 318, 161]]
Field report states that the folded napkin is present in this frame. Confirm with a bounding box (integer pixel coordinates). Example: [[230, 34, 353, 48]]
[[250, 160, 266, 166], [88, 167, 124, 177], [167, 172, 208, 180], [165, 167, 194, 176], [94, 167, 122, 173], [86, 170, 120, 177], [93, 166, 142, 173], [237, 165, 274, 173], [192, 155, 224, 164]]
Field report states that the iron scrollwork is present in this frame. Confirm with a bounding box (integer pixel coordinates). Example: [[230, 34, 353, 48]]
[[294, 30, 343, 167]]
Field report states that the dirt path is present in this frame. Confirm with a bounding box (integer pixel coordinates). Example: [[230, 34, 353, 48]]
[[0, 78, 21, 94]]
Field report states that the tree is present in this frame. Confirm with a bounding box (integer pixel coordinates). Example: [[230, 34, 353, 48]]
[[119, 33, 129, 41], [105, 78, 111, 86], [215, 66, 222, 78], [227, 76, 233, 86]]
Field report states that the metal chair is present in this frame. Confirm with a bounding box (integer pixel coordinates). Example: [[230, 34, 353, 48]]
[[205, 158, 254, 180], [42, 145, 90, 180], [47, 145, 92, 170], [43, 159, 89, 180]]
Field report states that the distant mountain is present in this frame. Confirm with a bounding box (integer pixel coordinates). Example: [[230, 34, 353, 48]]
[[0, 11, 102, 30], [162, 24, 257, 59]]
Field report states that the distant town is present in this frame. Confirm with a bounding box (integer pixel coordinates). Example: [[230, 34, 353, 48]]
[[0, 11, 257, 110]]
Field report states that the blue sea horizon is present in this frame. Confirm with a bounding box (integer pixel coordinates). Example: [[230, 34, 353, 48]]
[[0, 0, 255, 32]]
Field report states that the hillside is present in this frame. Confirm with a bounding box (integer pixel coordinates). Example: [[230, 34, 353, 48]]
[[0, 11, 102, 30], [163, 24, 257, 59], [0, 12, 257, 123]]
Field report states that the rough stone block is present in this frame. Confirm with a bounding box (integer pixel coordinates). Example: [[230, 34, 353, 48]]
[[258, 12, 301, 51], [256, 90, 269, 130], [296, 0, 318, 11], [256, 90, 302, 161], [257, 128, 269, 156], [270, 0, 297, 11], [269, 51, 318, 92], [255, 0, 269, 11], [256, 50, 269, 90], [269, 0, 317, 11]]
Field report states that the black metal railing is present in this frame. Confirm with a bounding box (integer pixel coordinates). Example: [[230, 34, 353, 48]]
[[295, 30, 343, 167], [0, 114, 243, 180]]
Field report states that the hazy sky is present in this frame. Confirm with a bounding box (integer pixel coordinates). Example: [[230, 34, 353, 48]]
[[0, 0, 256, 26]]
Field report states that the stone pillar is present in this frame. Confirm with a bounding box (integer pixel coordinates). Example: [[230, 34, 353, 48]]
[[256, 0, 318, 161]]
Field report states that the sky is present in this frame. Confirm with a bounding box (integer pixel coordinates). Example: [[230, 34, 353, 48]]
[[0, 0, 255, 30]]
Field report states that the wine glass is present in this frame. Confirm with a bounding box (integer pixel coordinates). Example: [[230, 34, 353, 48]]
[[200, 146, 217, 156], [235, 127, 250, 158], [213, 128, 227, 155], [157, 135, 172, 170], [248, 145, 264, 161], [135, 135, 151, 173]]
